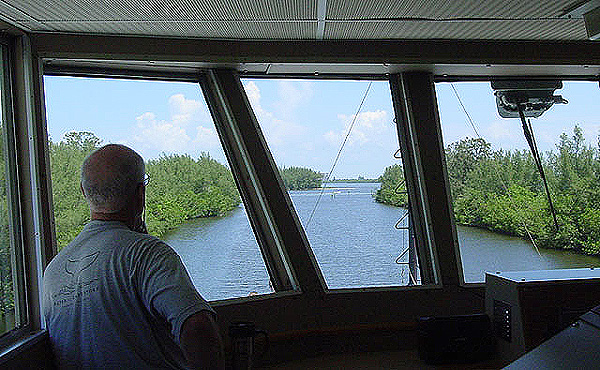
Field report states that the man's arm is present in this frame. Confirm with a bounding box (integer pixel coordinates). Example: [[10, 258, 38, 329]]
[[180, 310, 225, 369]]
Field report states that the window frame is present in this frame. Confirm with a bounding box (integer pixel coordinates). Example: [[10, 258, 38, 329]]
[[38, 67, 447, 297], [200, 70, 306, 293], [40, 70, 307, 300], [433, 76, 600, 285], [237, 74, 445, 290], [1, 30, 600, 364], [0, 36, 32, 350], [37, 63, 600, 292]]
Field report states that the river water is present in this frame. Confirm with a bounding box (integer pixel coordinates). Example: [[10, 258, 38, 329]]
[[163, 182, 600, 301]]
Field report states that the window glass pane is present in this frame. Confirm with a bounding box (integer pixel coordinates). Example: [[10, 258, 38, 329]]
[[243, 79, 421, 288], [44, 76, 273, 300], [0, 47, 18, 335], [436, 81, 600, 282]]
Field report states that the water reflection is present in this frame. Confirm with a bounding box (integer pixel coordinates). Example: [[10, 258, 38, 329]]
[[164, 182, 600, 300], [457, 226, 600, 282], [162, 206, 271, 301]]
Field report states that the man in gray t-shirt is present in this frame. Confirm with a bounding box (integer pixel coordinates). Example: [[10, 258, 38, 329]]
[[43, 144, 223, 369]]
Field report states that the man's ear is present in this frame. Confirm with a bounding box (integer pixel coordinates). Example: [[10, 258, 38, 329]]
[[137, 183, 146, 209]]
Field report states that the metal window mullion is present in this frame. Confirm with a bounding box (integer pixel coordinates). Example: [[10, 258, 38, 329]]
[[406, 72, 459, 286], [391, 72, 461, 287], [200, 70, 296, 292], [403, 84, 439, 283], [11, 35, 47, 331], [0, 41, 27, 334], [200, 69, 326, 295], [390, 73, 438, 285]]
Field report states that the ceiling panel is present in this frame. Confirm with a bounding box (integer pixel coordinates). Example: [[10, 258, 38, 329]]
[[327, 0, 580, 19], [0, 0, 593, 40], [1, 0, 316, 22], [36, 20, 317, 39], [325, 19, 586, 40], [0, 1, 53, 31]]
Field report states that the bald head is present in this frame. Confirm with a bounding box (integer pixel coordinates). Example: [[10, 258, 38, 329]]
[[81, 144, 145, 213]]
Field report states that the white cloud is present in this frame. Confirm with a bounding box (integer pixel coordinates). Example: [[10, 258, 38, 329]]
[[325, 110, 390, 147], [243, 81, 305, 146], [136, 111, 155, 122], [277, 80, 313, 117], [194, 125, 220, 147], [485, 119, 514, 141], [134, 111, 191, 152], [132, 94, 220, 157], [169, 94, 202, 127], [245, 81, 262, 111], [323, 130, 339, 145]]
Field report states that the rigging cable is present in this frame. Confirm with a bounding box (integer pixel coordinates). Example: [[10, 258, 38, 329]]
[[450, 83, 542, 256], [305, 81, 373, 228], [517, 105, 560, 231], [450, 83, 481, 137]]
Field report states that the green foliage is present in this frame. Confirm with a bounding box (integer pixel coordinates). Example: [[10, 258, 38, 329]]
[[377, 126, 600, 256], [280, 166, 323, 190], [374, 164, 407, 207], [49, 133, 240, 249], [445, 137, 493, 196], [49, 132, 99, 250], [145, 152, 240, 235], [0, 123, 15, 328]]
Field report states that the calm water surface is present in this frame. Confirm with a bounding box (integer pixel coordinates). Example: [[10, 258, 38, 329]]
[[164, 182, 600, 301]]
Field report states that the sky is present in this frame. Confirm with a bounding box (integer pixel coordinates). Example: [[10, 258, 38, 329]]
[[43, 76, 600, 179]]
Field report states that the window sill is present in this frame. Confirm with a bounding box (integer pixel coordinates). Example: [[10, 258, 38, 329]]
[[0, 330, 50, 365]]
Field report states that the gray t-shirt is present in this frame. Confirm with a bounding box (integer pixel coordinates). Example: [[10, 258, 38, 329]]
[[43, 220, 214, 369]]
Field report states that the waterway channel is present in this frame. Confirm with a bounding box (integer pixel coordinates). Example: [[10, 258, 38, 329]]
[[163, 182, 600, 301]]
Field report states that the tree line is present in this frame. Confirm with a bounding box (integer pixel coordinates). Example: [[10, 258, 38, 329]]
[[49, 134, 327, 251], [279, 166, 322, 190], [5, 125, 595, 329], [376, 126, 600, 256], [49, 132, 241, 250]]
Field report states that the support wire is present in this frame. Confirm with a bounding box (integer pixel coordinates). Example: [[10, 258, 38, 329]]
[[305, 81, 373, 227]]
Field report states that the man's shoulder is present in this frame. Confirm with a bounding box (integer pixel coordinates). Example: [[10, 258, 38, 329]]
[[133, 233, 176, 257], [45, 222, 175, 273], [98, 226, 177, 262], [83, 220, 170, 249]]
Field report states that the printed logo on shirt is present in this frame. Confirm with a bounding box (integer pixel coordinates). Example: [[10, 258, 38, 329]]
[[52, 252, 101, 308], [65, 252, 99, 276]]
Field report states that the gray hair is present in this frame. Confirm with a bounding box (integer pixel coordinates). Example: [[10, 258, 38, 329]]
[[81, 144, 145, 213]]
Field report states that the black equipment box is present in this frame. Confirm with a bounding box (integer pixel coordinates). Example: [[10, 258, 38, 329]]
[[417, 314, 495, 364]]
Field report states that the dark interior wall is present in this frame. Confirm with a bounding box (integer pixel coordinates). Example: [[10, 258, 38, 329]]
[[0, 332, 56, 369], [2, 287, 484, 367], [213, 286, 485, 364]]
